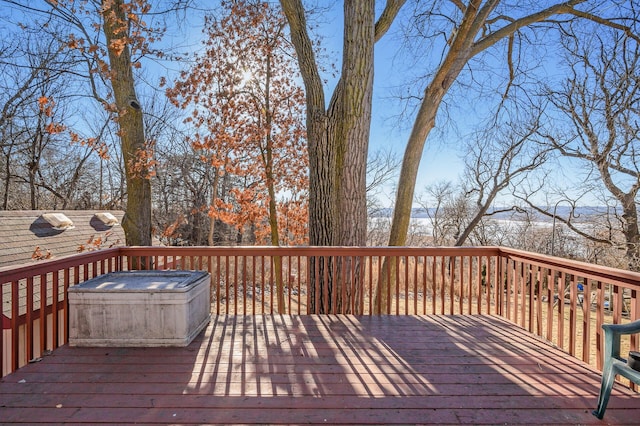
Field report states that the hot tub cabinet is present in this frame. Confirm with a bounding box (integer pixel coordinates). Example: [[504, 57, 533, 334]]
[[69, 270, 210, 347]]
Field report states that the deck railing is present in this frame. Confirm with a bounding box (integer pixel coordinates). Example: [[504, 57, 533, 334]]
[[2, 246, 639, 382]]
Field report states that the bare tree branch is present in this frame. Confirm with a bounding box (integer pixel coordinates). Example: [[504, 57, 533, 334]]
[[375, 0, 407, 42]]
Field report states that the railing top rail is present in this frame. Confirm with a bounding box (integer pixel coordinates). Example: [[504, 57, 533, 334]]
[[119, 245, 503, 257], [497, 246, 640, 289], [2, 245, 639, 290], [0, 247, 121, 283]]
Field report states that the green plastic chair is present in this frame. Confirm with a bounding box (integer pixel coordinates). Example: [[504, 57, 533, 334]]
[[593, 319, 640, 419]]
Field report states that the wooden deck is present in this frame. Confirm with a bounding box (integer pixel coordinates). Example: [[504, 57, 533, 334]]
[[0, 315, 638, 425]]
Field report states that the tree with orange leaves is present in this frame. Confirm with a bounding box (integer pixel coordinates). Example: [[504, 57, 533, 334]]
[[3, 0, 189, 247], [168, 0, 308, 248], [169, 0, 308, 313]]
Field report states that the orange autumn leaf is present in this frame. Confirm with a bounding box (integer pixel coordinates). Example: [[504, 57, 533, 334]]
[[37, 96, 49, 110], [77, 232, 117, 252], [109, 38, 127, 56], [45, 122, 65, 134], [162, 215, 187, 240], [32, 246, 52, 261]]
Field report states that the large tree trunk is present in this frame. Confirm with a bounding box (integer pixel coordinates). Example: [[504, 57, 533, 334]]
[[375, 78, 450, 312], [620, 194, 640, 272], [2, 149, 10, 209], [334, 2, 374, 248], [102, 0, 151, 247], [282, 0, 377, 313], [281, 0, 404, 312], [279, 0, 331, 248], [329, 1, 374, 313], [208, 169, 219, 246]]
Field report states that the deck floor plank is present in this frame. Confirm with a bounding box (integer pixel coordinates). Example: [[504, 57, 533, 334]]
[[1, 315, 638, 425]]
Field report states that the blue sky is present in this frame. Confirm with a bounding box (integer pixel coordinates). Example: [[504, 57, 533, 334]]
[[314, 3, 466, 208], [307, 2, 602, 210], [157, 2, 462, 209], [1, 0, 601, 209]]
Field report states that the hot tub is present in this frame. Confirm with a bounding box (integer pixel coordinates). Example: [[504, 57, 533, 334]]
[[68, 270, 210, 347]]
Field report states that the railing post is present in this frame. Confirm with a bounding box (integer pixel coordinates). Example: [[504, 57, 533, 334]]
[[0, 280, 4, 376], [11, 280, 19, 373], [582, 277, 592, 364], [632, 290, 639, 392], [568, 274, 577, 356], [26, 276, 33, 363]]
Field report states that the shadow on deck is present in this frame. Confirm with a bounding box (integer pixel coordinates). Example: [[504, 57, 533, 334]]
[[0, 315, 638, 425]]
